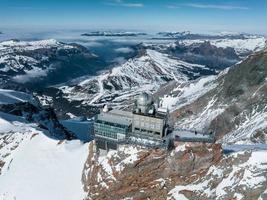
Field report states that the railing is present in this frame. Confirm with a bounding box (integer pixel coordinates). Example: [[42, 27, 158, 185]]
[[174, 136, 215, 143], [128, 132, 163, 142]]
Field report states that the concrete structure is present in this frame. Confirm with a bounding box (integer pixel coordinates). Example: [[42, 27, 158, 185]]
[[132, 114, 167, 138], [93, 92, 171, 150], [132, 92, 169, 139]]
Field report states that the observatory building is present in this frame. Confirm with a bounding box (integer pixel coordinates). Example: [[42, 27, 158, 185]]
[[93, 92, 171, 150], [132, 92, 168, 139]]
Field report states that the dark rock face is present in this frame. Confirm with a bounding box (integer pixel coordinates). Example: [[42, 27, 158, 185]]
[[167, 41, 240, 69], [34, 87, 100, 119], [222, 51, 267, 97], [0, 101, 74, 140]]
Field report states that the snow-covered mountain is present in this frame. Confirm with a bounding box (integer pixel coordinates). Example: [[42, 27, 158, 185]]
[[59, 48, 216, 109], [1, 108, 266, 200], [161, 50, 267, 144], [0, 35, 267, 200], [0, 39, 101, 87], [156, 31, 267, 55], [1, 37, 264, 118], [180, 36, 266, 56]]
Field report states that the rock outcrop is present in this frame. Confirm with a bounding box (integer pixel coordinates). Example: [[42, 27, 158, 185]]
[[82, 142, 222, 200], [82, 142, 267, 200]]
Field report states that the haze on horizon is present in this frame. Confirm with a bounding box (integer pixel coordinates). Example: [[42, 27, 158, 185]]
[[0, 0, 267, 34]]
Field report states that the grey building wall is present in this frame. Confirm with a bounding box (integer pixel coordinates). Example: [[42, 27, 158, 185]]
[[132, 113, 166, 138]]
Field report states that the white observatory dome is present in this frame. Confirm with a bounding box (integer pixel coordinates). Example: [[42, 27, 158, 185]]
[[137, 92, 152, 106]]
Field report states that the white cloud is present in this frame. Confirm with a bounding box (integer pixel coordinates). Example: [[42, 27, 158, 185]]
[[114, 47, 134, 53], [12, 67, 51, 83], [182, 3, 249, 10], [105, 0, 144, 8]]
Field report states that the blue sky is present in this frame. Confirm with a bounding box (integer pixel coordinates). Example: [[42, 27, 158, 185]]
[[0, 0, 267, 34]]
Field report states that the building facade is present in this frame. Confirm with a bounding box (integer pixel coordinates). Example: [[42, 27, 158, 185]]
[[93, 92, 171, 150], [94, 109, 132, 150], [132, 92, 168, 139], [132, 113, 167, 138]]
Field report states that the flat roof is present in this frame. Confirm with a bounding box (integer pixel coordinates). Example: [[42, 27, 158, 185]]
[[97, 110, 132, 127], [108, 109, 133, 119]]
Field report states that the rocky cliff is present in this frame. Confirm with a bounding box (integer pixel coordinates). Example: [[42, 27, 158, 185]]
[[82, 142, 267, 200]]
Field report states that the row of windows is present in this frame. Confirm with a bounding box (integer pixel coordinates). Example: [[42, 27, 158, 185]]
[[95, 119, 129, 129], [95, 130, 117, 139], [94, 122, 128, 140], [94, 123, 127, 133]]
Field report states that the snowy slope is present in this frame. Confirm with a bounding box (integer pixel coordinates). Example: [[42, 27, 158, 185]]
[[0, 90, 89, 200], [160, 75, 218, 111], [0, 119, 88, 200], [165, 50, 267, 144]]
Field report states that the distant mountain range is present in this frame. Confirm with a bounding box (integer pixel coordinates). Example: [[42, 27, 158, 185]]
[[156, 31, 264, 40], [81, 31, 147, 37]]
